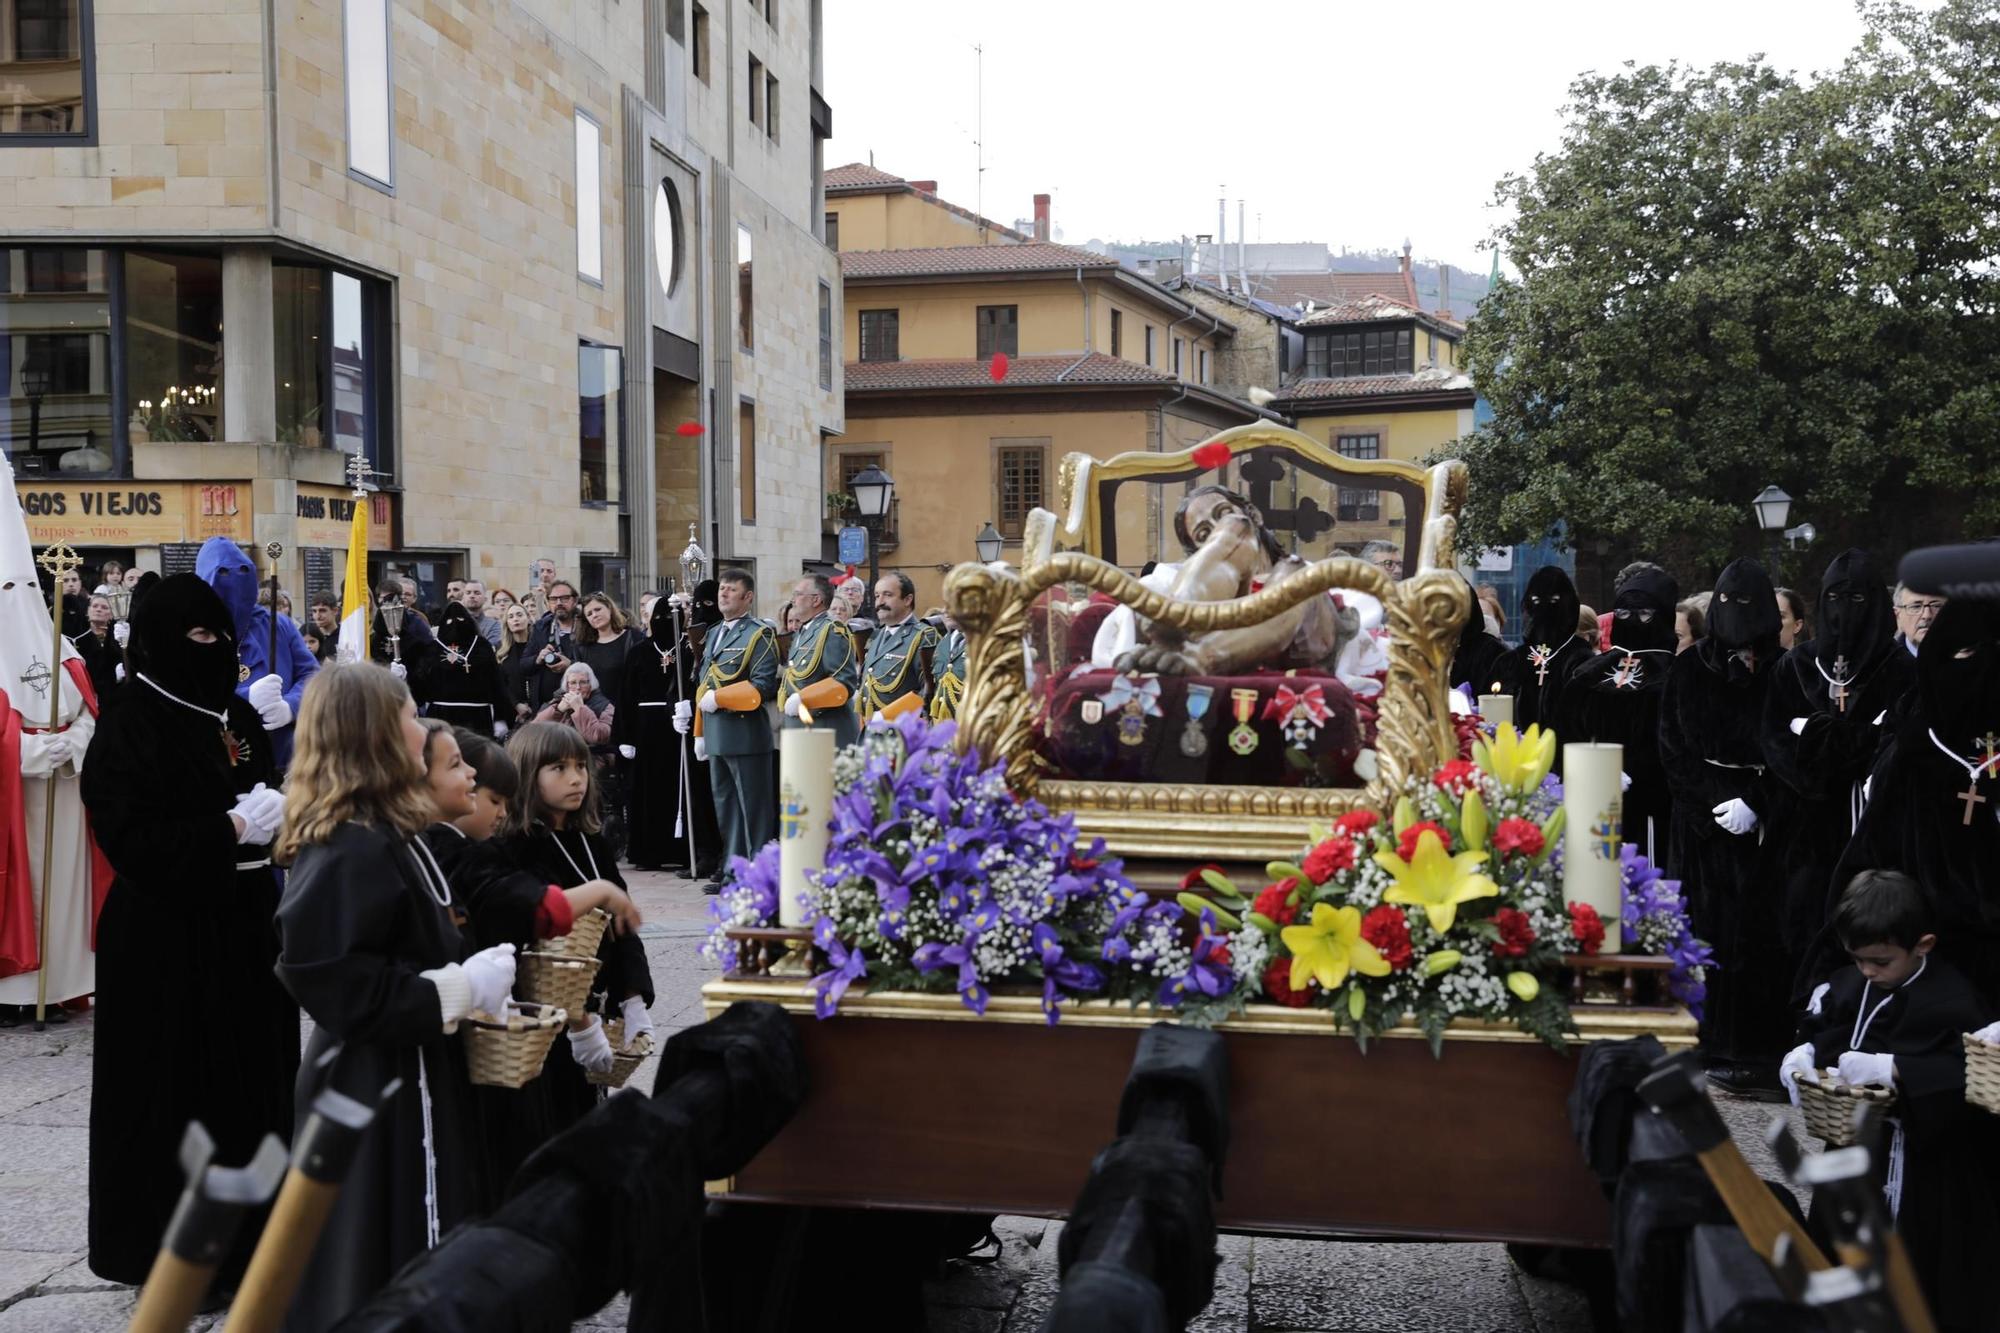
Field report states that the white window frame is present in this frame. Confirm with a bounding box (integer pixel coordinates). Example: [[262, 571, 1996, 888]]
[[575, 109, 603, 284], [342, 0, 394, 189]]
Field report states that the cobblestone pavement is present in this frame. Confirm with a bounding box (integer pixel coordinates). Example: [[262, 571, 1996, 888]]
[[0, 866, 1804, 1331]]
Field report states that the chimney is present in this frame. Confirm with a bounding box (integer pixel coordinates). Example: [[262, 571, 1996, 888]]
[[1400, 239, 1414, 302], [1033, 193, 1051, 243], [910, 180, 938, 195]]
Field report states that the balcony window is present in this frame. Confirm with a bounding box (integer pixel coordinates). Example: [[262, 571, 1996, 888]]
[[1, 248, 112, 475]]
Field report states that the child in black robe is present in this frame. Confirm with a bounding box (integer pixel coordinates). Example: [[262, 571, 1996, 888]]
[[502, 721, 657, 1128], [1782, 870, 2000, 1333], [272, 663, 519, 1332]]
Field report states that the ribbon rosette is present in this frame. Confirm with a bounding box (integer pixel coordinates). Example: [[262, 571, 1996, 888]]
[[1261, 682, 1331, 748], [1098, 673, 1164, 717]]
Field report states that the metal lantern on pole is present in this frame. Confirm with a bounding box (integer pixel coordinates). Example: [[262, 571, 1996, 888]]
[[678, 521, 709, 593], [1753, 485, 1793, 575], [974, 522, 1003, 564], [848, 463, 893, 602]]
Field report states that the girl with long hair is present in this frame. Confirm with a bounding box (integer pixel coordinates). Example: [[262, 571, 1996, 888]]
[[502, 722, 656, 1125], [273, 664, 518, 1331]]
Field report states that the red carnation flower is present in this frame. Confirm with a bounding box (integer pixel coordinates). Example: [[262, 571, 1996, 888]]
[[1492, 907, 1536, 959], [1452, 711, 1483, 761], [1210, 944, 1232, 968], [1396, 820, 1451, 862], [1302, 835, 1357, 885], [1251, 879, 1299, 927], [1491, 817, 1545, 861], [1068, 854, 1100, 873], [1433, 759, 1479, 795], [1179, 862, 1224, 892], [1361, 905, 1414, 971], [1191, 440, 1232, 472], [1335, 810, 1381, 836], [1262, 956, 1313, 1007], [1569, 902, 1606, 956]]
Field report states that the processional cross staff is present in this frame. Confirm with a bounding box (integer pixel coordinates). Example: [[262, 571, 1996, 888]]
[[32, 541, 81, 1031], [265, 541, 285, 670]]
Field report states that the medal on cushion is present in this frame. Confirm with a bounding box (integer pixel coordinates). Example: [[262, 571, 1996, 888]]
[[1098, 673, 1162, 748], [1181, 683, 1213, 758], [1228, 687, 1260, 755], [1080, 699, 1103, 725]]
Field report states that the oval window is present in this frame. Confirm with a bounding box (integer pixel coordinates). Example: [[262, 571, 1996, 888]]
[[654, 180, 683, 297]]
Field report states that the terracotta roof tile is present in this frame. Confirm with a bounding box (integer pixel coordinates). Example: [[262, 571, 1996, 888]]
[[841, 243, 1119, 280], [824, 162, 907, 192], [1294, 295, 1427, 326], [1276, 367, 1474, 402], [845, 353, 1178, 392], [1201, 269, 1420, 310]]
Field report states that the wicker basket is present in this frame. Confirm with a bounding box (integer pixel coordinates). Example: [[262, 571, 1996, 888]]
[[584, 1018, 656, 1089], [518, 952, 601, 1017], [540, 908, 611, 961], [1798, 1069, 1896, 1147], [464, 1003, 566, 1088], [1965, 1033, 2000, 1115]]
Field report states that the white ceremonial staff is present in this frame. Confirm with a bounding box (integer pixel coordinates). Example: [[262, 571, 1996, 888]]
[[34, 540, 81, 1031]]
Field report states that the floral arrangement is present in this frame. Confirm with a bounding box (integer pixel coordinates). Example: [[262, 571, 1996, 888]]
[[703, 714, 1134, 1023], [705, 718, 1711, 1052]]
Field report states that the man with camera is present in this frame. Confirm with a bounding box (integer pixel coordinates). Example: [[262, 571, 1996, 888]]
[[524, 579, 583, 714]]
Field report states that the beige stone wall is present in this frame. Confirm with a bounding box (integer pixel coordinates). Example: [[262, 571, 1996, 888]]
[[0, 0, 270, 231], [1177, 285, 1284, 400]]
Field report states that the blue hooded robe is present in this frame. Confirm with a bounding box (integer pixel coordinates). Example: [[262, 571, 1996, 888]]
[[195, 536, 318, 770]]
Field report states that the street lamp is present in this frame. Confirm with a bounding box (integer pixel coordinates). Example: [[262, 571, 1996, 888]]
[[974, 522, 1003, 564], [849, 463, 893, 605], [19, 356, 51, 458], [1753, 485, 1792, 576]]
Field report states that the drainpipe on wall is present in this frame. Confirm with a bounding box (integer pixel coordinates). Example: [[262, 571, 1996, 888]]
[[1055, 265, 1092, 381]]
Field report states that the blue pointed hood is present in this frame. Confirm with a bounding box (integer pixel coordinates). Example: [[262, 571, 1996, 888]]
[[196, 536, 260, 635]]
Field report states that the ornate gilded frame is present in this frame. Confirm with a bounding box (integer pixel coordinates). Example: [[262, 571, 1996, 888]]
[[944, 424, 1471, 861]]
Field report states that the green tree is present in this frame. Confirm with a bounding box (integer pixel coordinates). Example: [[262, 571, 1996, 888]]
[[1450, 0, 2000, 571]]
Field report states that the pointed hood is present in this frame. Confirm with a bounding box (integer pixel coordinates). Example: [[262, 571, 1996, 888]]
[[1609, 566, 1679, 655], [195, 535, 260, 638], [1816, 548, 1894, 669], [437, 600, 480, 651], [1916, 599, 2000, 752], [1521, 565, 1580, 647], [1708, 558, 1780, 650], [0, 451, 76, 702], [125, 573, 240, 712]]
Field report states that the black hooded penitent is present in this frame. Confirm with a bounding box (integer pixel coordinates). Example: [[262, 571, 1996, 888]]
[[1558, 566, 1680, 862], [1493, 565, 1589, 730]]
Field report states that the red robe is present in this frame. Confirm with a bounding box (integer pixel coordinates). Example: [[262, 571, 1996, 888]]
[[0, 658, 114, 977]]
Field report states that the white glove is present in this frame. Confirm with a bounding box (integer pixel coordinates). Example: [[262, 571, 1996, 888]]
[[228, 783, 284, 844], [566, 1015, 616, 1073], [114, 663, 125, 682], [37, 733, 75, 771], [1712, 798, 1759, 836], [1619, 771, 1632, 794], [493, 720, 509, 738], [1789, 716, 1808, 736], [783, 693, 802, 718], [113, 621, 130, 646], [1836, 1050, 1895, 1089], [462, 943, 517, 1017], [1807, 981, 1831, 1015], [672, 710, 691, 735], [1780, 1043, 1816, 1107], [390, 661, 407, 680], [694, 736, 707, 762], [248, 673, 292, 730], [620, 993, 656, 1042], [618, 744, 636, 759], [1972, 1020, 2000, 1046], [699, 691, 719, 714], [673, 700, 693, 728]]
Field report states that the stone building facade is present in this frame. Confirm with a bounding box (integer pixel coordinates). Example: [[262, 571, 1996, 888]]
[[1, 0, 839, 611]]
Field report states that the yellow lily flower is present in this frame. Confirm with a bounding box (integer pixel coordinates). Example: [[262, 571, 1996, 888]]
[[1478, 723, 1558, 794], [1373, 830, 1500, 934], [1281, 903, 1391, 992]]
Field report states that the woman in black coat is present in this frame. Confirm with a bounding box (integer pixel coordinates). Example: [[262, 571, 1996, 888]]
[[84, 574, 299, 1287]]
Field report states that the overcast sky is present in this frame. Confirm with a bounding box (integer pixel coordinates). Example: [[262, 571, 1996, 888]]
[[823, 0, 1903, 272]]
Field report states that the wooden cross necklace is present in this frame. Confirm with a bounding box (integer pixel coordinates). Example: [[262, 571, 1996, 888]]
[[1528, 643, 1558, 687], [1927, 728, 2000, 826], [1815, 654, 1855, 713]]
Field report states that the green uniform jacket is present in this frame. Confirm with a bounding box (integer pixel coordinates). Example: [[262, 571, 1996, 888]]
[[930, 627, 967, 720], [861, 617, 940, 715], [780, 612, 860, 747], [698, 616, 779, 756]]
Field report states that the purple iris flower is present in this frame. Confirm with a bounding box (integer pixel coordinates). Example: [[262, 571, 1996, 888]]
[[1156, 912, 1235, 1007], [810, 919, 868, 1018], [1032, 923, 1105, 1024], [912, 939, 989, 1015], [875, 882, 912, 941]]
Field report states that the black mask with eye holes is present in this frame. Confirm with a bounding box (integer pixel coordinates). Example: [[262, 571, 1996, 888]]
[[125, 573, 240, 712], [1521, 566, 1581, 647], [1816, 548, 1893, 670], [1708, 559, 1781, 651], [1916, 600, 2000, 752], [1609, 568, 1679, 654]]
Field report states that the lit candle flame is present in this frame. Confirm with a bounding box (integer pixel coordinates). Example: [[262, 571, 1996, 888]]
[[798, 700, 815, 726]]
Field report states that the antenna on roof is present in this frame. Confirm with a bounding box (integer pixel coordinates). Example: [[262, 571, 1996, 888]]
[[973, 42, 986, 243]]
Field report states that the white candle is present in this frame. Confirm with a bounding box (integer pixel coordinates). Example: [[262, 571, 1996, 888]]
[[1478, 693, 1515, 726], [777, 727, 836, 927], [1561, 742, 1625, 952]]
